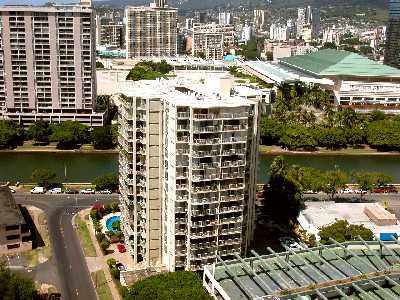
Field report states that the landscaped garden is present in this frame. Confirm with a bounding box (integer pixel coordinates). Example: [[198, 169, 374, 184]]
[[90, 202, 124, 254]]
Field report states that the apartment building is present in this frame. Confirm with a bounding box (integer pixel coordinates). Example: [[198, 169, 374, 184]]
[[0, 187, 32, 254], [125, 1, 177, 58], [0, 0, 103, 127], [118, 78, 261, 271], [191, 23, 235, 60], [96, 16, 124, 49]]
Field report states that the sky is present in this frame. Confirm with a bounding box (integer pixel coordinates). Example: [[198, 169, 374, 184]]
[[1, 0, 101, 4]]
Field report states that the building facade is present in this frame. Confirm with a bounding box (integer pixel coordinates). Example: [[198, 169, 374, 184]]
[[125, 1, 177, 58], [96, 16, 124, 49], [191, 23, 235, 60], [385, 0, 400, 68], [0, 187, 32, 255], [297, 6, 320, 39], [0, 1, 103, 126], [119, 79, 261, 271]]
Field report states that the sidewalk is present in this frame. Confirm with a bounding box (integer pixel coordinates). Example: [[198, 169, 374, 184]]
[[77, 209, 122, 300]]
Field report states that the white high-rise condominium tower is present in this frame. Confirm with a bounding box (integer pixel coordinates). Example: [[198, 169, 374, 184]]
[[125, 0, 177, 58], [119, 78, 261, 271], [0, 0, 103, 127], [297, 6, 320, 39], [385, 0, 400, 68]]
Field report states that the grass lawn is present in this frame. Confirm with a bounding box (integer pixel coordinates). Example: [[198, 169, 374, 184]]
[[75, 215, 97, 257], [91, 270, 113, 300]]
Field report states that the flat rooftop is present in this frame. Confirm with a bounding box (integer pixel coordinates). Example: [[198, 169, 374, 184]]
[[205, 241, 400, 300], [303, 202, 400, 235], [0, 186, 26, 227]]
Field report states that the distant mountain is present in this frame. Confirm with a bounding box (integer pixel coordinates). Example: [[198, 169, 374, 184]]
[[94, 0, 387, 10]]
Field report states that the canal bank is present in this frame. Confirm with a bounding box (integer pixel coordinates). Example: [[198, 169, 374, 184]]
[[1, 152, 400, 184]]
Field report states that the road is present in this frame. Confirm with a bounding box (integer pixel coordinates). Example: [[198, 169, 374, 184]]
[[15, 194, 117, 300]]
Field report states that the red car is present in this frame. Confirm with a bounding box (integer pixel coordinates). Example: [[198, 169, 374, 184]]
[[117, 244, 126, 253]]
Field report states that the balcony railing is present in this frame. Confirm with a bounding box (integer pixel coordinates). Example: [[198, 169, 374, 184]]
[[220, 216, 243, 224], [191, 208, 218, 216], [193, 125, 221, 133], [192, 162, 219, 170], [192, 173, 219, 181], [222, 137, 247, 144], [219, 206, 243, 214], [222, 148, 246, 156], [193, 138, 220, 145], [220, 183, 244, 191], [192, 150, 220, 157], [192, 186, 218, 193], [219, 238, 241, 246], [177, 112, 189, 119], [177, 136, 189, 143], [193, 113, 248, 120], [176, 184, 188, 190], [221, 160, 245, 168], [192, 196, 218, 205], [190, 230, 218, 239]]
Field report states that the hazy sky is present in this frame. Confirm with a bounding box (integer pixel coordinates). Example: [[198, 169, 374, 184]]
[[1, 0, 97, 4]]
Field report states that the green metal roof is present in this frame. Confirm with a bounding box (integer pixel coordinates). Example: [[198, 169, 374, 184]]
[[280, 49, 400, 78]]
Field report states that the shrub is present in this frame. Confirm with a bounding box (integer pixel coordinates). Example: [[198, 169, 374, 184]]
[[100, 239, 110, 252], [110, 267, 120, 280], [107, 258, 117, 268]]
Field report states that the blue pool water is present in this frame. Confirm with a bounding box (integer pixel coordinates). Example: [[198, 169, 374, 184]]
[[105, 215, 121, 232]]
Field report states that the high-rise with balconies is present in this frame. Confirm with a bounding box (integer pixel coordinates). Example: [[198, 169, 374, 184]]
[[125, 0, 177, 58], [385, 0, 400, 68], [118, 78, 261, 271], [0, 0, 103, 127]]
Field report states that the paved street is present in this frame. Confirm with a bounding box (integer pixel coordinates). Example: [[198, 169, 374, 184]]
[[15, 194, 117, 300]]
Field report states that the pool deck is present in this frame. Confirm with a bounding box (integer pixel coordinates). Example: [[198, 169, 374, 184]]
[[101, 212, 121, 234]]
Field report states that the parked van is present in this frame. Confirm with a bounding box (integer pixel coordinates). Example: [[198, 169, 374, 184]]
[[30, 187, 45, 194]]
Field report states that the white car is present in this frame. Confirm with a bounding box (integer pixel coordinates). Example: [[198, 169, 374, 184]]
[[340, 188, 354, 194], [99, 189, 112, 194], [80, 188, 95, 194], [9, 188, 16, 193], [49, 188, 62, 194], [30, 187, 45, 194]]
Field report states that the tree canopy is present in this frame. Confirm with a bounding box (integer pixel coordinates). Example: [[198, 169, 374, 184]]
[[124, 271, 212, 300], [31, 169, 58, 188], [0, 262, 38, 300], [126, 60, 173, 81], [93, 174, 118, 191], [91, 125, 116, 150], [26, 120, 52, 145], [0, 120, 24, 149], [50, 121, 89, 149], [319, 220, 374, 244]]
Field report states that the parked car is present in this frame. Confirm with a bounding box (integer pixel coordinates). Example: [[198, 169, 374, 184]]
[[384, 186, 398, 194], [116, 262, 126, 271], [99, 189, 112, 194], [64, 189, 79, 194], [80, 188, 95, 194], [279, 237, 304, 251], [372, 187, 386, 194], [49, 187, 62, 194], [117, 244, 126, 253], [30, 187, 45, 194], [9, 188, 16, 193], [340, 188, 354, 194]]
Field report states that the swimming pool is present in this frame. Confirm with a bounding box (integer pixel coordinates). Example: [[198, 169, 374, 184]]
[[105, 215, 121, 232]]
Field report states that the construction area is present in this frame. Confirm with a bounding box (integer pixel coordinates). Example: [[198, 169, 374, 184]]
[[203, 239, 400, 300]]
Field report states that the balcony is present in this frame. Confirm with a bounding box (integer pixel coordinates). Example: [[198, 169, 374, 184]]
[[220, 216, 243, 224], [222, 137, 247, 144], [176, 172, 188, 179], [193, 113, 248, 120], [219, 227, 242, 235], [192, 185, 218, 193], [192, 196, 218, 205], [192, 150, 219, 158], [192, 173, 219, 182], [222, 148, 246, 156], [191, 208, 218, 216], [193, 125, 221, 133], [191, 220, 217, 228], [219, 238, 241, 246], [191, 242, 217, 250], [219, 206, 243, 214], [177, 112, 189, 119], [223, 124, 248, 132], [176, 184, 188, 190], [192, 162, 219, 170], [190, 252, 216, 260], [177, 136, 189, 143], [177, 125, 189, 131], [190, 230, 218, 239], [193, 138, 220, 145], [175, 207, 187, 213], [221, 160, 245, 168], [175, 228, 187, 235], [177, 148, 189, 155], [220, 183, 244, 191]]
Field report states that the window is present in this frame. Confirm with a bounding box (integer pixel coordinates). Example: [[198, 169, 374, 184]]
[[5, 225, 19, 231], [7, 244, 20, 249]]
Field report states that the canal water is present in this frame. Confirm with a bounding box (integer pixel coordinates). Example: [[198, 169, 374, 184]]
[[0, 152, 400, 183]]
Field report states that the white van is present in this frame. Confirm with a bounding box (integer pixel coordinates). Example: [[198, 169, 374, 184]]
[[30, 187, 45, 194]]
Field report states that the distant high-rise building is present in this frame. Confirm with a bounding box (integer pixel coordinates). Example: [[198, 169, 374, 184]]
[[254, 9, 269, 31], [0, 0, 103, 127], [297, 6, 320, 39], [96, 16, 124, 49], [385, 0, 400, 68], [269, 24, 289, 41], [218, 12, 231, 25], [125, 1, 177, 58]]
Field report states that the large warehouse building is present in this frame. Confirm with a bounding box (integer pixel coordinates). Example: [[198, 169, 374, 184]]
[[243, 49, 400, 113]]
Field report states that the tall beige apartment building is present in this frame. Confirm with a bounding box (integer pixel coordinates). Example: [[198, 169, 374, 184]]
[[0, 0, 103, 127], [119, 78, 261, 271], [125, 0, 177, 58]]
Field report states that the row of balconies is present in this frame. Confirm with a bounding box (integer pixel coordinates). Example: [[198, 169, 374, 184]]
[[219, 238, 241, 246], [191, 220, 217, 228], [190, 252, 216, 260], [177, 136, 189, 143], [219, 205, 243, 214], [192, 196, 219, 205], [192, 185, 218, 193], [190, 241, 217, 250], [192, 162, 219, 170], [222, 137, 247, 144], [193, 138, 220, 145], [221, 160, 245, 168], [192, 150, 219, 158], [220, 183, 244, 191], [193, 112, 248, 120], [222, 148, 246, 156], [220, 216, 243, 225]]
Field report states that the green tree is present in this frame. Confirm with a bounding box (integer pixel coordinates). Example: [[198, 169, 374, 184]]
[[0, 120, 24, 149], [31, 169, 57, 189], [126, 60, 173, 81], [319, 220, 374, 244], [0, 262, 38, 300], [344, 127, 365, 146], [91, 126, 115, 150], [265, 51, 273, 61], [26, 120, 52, 145], [352, 172, 393, 199], [96, 61, 104, 69], [260, 117, 286, 145], [366, 120, 400, 151], [322, 42, 337, 49], [238, 38, 260, 60], [314, 127, 347, 150], [262, 157, 303, 226], [125, 271, 212, 300], [320, 169, 348, 200], [50, 121, 89, 149], [93, 174, 118, 191], [279, 125, 317, 151], [369, 110, 385, 122], [95, 95, 112, 113]]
